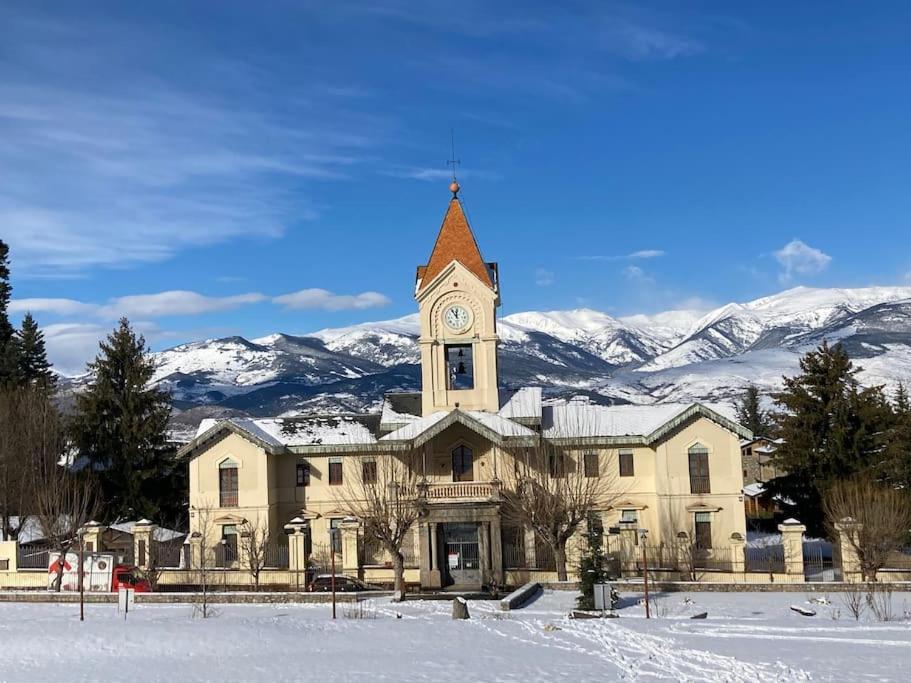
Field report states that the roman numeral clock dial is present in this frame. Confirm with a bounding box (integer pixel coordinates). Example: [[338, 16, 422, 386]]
[[444, 305, 470, 331]]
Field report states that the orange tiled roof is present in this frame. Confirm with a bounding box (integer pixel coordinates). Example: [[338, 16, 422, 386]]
[[417, 198, 494, 292]]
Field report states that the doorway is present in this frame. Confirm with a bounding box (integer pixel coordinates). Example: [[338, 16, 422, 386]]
[[441, 523, 481, 587]]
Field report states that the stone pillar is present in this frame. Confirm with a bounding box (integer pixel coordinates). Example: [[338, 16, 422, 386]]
[[523, 526, 537, 569], [283, 517, 310, 591], [80, 520, 105, 555], [478, 522, 490, 585], [490, 516, 503, 585], [428, 522, 441, 588], [729, 532, 745, 573], [189, 532, 203, 570], [132, 519, 157, 570], [834, 519, 863, 583], [778, 518, 805, 577], [340, 517, 361, 577]]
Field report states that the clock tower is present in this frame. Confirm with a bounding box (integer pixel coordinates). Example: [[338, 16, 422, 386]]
[[415, 181, 500, 415]]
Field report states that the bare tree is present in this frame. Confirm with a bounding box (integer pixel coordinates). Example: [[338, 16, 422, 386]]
[[240, 517, 272, 591], [34, 452, 99, 591], [335, 450, 423, 600], [501, 410, 622, 581], [824, 476, 911, 582], [190, 501, 218, 617]]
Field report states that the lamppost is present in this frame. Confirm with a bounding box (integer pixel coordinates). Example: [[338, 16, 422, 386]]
[[219, 537, 227, 592], [639, 528, 650, 619], [78, 526, 86, 622]]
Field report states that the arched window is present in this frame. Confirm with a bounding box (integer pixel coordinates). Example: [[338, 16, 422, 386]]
[[452, 445, 474, 482], [688, 444, 710, 494], [219, 458, 239, 507]]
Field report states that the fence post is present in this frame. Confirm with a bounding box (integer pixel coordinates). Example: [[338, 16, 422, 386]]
[[283, 517, 310, 591], [340, 517, 361, 577], [81, 520, 105, 554], [778, 518, 805, 578], [189, 532, 203, 570], [834, 518, 863, 583], [132, 519, 156, 570], [729, 532, 745, 573]]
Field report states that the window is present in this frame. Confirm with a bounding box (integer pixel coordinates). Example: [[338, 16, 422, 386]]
[[452, 445, 474, 482], [694, 512, 712, 550], [329, 458, 343, 486], [619, 449, 634, 477], [362, 458, 377, 485], [688, 444, 710, 494], [218, 459, 238, 507], [445, 344, 474, 390], [296, 462, 310, 487], [221, 524, 238, 563], [620, 509, 638, 525], [549, 453, 566, 478], [583, 452, 599, 478], [330, 518, 343, 555]]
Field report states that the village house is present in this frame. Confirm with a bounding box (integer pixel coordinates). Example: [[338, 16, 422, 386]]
[[177, 181, 752, 590]]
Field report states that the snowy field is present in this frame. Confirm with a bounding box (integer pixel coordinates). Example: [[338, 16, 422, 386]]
[[1, 590, 910, 682]]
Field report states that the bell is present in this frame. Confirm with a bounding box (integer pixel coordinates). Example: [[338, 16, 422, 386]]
[[457, 348, 464, 357], [456, 361, 466, 375]]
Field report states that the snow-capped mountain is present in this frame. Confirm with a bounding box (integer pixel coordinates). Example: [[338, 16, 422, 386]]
[[135, 285, 911, 425]]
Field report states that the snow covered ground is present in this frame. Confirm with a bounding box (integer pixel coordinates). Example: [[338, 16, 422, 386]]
[[1, 590, 909, 681]]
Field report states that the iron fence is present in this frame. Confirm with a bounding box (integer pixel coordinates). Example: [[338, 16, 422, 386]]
[[264, 543, 289, 569], [17, 544, 50, 570], [155, 540, 185, 568], [745, 544, 785, 573]]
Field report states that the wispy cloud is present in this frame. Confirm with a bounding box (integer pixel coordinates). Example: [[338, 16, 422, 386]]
[[43, 321, 168, 376], [273, 289, 391, 311], [774, 239, 832, 283], [535, 268, 555, 287], [622, 264, 654, 284], [383, 167, 501, 183], [578, 249, 666, 262], [11, 291, 266, 319]]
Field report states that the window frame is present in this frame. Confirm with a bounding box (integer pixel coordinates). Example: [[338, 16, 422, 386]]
[[688, 445, 711, 494], [218, 460, 239, 508], [445, 343, 475, 390], [694, 512, 712, 550], [618, 449, 634, 477], [329, 458, 343, 486], [583, 452, 599, 478], [548, 452, 566, 478], [296, 461, 310, 487], [362, 458, 378, 485]]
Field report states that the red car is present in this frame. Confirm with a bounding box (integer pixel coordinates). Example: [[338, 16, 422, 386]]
[[111, 565, 152, 592]]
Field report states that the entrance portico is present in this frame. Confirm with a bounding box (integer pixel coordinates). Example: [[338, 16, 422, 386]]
[[419, 505, 503, 590]]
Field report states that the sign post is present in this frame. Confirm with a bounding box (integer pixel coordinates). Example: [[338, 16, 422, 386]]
[[118, 586, 135, 620]]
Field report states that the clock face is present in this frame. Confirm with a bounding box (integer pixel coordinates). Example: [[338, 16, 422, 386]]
[[444, 305, 470, 330]]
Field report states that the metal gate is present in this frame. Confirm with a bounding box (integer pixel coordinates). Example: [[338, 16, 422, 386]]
[[804, 540, 839, 582], [441, 523, 481, 587]]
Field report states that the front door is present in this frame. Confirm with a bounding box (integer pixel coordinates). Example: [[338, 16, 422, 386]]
[[441, 523, 481, 587]]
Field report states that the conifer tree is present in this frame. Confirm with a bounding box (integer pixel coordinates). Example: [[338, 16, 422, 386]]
[[16, 313, 55, 391], [576, 520, 610, 610], [70, 318, 184, 522], [0, 241, 20, 385], [735, 384, 771, 436], [884, 383, 911, 489], [766, 341, 892, 535]]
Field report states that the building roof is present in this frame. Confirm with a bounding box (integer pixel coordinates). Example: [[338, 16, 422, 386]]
[[380, 409, 537, 447], [498, 387, 543, 423], [379, 392, 423, 430], [108, 521, 186, 543], [416, 198, 496, 293]]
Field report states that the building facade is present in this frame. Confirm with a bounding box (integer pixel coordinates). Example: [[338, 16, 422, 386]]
[[179, 182, 751, 589]]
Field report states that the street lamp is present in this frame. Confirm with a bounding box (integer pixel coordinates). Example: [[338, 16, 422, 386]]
[[78, 526, 86, 622], [639, 528, 650, 619]]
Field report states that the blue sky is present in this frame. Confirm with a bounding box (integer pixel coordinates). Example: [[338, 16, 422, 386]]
[[3, 1, 911, 374]]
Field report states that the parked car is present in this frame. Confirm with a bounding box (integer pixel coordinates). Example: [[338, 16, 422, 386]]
[[307, 574, 373, 592]]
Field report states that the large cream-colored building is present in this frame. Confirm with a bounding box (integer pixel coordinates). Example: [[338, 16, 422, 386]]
[[179, 182, 751, 589]]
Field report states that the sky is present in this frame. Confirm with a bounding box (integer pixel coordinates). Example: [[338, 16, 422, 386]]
[[2, 1, 911, 375]]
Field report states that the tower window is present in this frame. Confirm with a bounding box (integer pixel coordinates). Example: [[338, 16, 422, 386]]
[[445, 344, 474, 390]]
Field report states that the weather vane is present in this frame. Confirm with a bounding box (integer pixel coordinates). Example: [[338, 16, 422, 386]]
[[447, 128, 461, 197]]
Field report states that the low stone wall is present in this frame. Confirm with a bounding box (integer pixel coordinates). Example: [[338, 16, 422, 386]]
[[0, 570, 48, 590], [0, 591, 380, 604], [500, 582, 542, 611]]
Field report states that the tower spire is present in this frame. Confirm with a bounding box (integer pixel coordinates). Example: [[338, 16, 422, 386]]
[[447, 128, 460, 197]]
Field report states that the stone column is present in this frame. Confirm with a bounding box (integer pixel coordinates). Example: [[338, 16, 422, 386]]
[[834, 519, 862, 583], [132, 519, 157, 570], [523, 527, 537, 569], [478, 522, 490, 585], [428, 522, 441, 588], [778, 518, 806, 578], [340, 517, 361, 577], [80, 520, 105, 555], [729, 532, 745, 573], [189, 532, 203, 570], [489, 515, 503, 585]]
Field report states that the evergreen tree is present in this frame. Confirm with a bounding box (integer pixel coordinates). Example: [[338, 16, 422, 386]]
[[16, 313, 55, 391], [766, 341, 892, 535], [884, 383, 911, 489], [0, 240, 20, 385], [576, 520, 610, 610], [735, 384, 771, 436], [70, 318, 184, 522]]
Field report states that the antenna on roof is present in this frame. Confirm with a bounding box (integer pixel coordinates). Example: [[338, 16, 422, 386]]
[[447, 128, 461, 197]]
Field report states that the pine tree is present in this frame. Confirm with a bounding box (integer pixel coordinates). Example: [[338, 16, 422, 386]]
[[884, 383, 911, 489], [0, 240, 20, 385], [735, 384, 771, 436], [70, 318, 184, 522], [16, 313, 55, 391], [576, 521, 609, 610], [766, 341, 892, 535]]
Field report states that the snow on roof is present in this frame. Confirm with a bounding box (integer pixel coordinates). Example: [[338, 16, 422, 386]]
[[380, 409, 536, 444], [196, 415, 378, 448], [542, 403, 690, 438], [380, 393, 422, 426], [108, 521, 186, 543], [742, 483, 766, 498], [498, 387, 542, 421]]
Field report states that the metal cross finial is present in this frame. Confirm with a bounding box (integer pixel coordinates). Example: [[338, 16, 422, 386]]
[[447, 128, 460, 180]]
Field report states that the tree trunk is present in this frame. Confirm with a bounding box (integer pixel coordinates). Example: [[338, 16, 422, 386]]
[[555, 544, 568, 582], [392, 550, 406, 602]]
